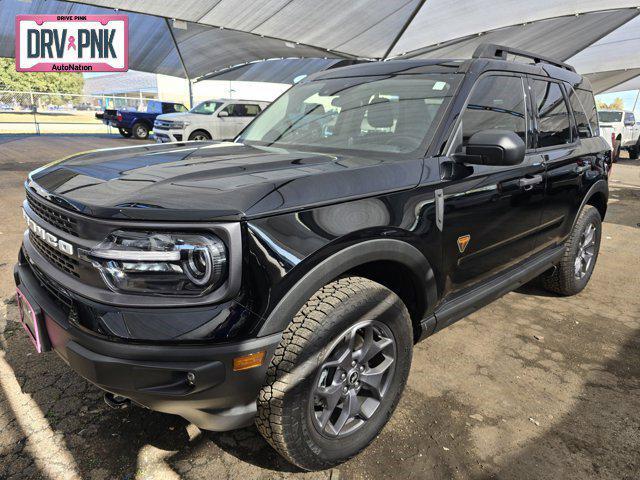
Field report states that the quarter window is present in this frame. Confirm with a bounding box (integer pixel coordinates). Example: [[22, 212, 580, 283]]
[[576, 88, 599, 136], [565, 85, 592, 138], [460, 75, 527, 146], [531, 80, 572, 147]]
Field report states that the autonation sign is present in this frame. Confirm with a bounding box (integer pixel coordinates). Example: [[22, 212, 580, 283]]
[[15, 14, 128, 72]]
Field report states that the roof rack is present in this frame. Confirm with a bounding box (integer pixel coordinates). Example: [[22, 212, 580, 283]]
[[472, 43, 576, 72]]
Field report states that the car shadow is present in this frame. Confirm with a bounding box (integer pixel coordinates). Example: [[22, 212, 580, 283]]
[[0, 311, 298, 479]]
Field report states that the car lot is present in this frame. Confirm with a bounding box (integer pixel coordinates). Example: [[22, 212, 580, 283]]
[[0, 135, 638, 480]]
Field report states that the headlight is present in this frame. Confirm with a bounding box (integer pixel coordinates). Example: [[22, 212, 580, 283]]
[[89, 230, 227, 296], [169, 120, 190, 129]]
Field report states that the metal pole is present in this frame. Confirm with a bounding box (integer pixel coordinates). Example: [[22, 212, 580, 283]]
[[632, 89, 640, 113], [165, 18, 193, 108]]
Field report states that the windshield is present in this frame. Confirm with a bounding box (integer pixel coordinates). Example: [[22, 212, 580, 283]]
[[598, 111, 623, 123], [190, 101, 223, 115], [238, 74, 459, 156]]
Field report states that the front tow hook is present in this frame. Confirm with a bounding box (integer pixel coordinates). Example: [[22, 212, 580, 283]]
[[104, 392, 131, 410]]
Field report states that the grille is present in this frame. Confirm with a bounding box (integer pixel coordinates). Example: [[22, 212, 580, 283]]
[[27, 193, 78, 236], [29, 232, 80, 277], [29, 260, 74, 315]]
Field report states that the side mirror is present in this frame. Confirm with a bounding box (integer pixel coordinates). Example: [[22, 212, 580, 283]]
[[218, 110, 229, 117], [454, 130, 525, 166]]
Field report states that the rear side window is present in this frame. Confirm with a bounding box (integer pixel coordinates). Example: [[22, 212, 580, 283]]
[[565, 85, 593, 138], [147, 101, 161, 113], [576, 89, 599, 136], [531, 80, 572, 148], [222, 103, 261, 117], [460, 75, 527, 145]]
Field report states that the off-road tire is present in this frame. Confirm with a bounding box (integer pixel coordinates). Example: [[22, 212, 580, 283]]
[[541, 205, 601, 296], [132, 122, 149, 140], [255, 277, 413, 471], [118, 128, 132, 138]]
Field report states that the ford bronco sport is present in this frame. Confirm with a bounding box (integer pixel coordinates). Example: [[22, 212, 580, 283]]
[[14, 44, 609, 470]]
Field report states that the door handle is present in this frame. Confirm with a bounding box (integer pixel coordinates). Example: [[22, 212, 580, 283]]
[[518, 175, 543, 190]]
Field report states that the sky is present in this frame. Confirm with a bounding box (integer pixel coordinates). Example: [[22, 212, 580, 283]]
[[595, 90, 640, 112]]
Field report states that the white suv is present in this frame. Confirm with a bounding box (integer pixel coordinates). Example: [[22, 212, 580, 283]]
[[598, 109, 640, 159], [153, 99, 270, 143]]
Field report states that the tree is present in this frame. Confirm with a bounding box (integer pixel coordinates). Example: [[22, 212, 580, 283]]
[[0, 58, 83, 94], [596, 97, 624, 110]]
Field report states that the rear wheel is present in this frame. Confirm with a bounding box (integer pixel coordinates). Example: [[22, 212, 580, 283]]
[[132, 122, 149, 140], [256, 277, 413, 470], [118, 128, 132, 138], [188, 130, 212, 141], [540, 205, 601, 296]]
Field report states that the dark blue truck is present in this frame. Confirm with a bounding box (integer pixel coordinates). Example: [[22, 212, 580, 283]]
[[101, 100, 188, 139]]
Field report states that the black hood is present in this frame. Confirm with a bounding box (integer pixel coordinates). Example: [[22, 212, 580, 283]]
[[28, 141, 423, 221]]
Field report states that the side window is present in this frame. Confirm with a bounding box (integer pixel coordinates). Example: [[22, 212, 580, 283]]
[[576, 88, 599, 136], [565, 85, 592, 138], [460, 75, 527, 146], [531, 80, 572, 148], [221, 104, 235, 116], [625, 112, 635, 125], [242, 104, 261, 117]]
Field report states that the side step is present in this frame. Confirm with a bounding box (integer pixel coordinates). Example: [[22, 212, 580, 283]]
[[418, 245, 563, 340]]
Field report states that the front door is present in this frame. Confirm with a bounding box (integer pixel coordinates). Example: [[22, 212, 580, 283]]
[[439, 74, 546, 298]]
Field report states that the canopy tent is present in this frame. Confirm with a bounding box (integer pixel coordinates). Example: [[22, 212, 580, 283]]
[[2, 0, 640, 93]]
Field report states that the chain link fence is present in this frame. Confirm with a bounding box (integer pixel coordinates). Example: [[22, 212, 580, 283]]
[[0, 90, 159, 134]]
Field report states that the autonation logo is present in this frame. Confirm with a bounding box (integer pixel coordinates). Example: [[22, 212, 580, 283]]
[[15, 14, 128, 72]]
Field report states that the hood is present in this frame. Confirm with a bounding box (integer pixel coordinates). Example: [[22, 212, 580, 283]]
[[28, 142, 423, 221], [156, 112, 192, 121]]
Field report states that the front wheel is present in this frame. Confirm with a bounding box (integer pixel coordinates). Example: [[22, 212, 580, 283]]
[[132, 122, 149, 140], [256, 277, 413, 471], [540, 205, 602, 296], [188, 130, 211, 141], [629, 146, 639, 159]]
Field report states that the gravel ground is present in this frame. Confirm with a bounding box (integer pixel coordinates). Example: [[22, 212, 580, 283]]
[[0, 136, 639, 480]]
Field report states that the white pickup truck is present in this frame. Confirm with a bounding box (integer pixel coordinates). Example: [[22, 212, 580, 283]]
[[153, 99, 270, 143], [598, 109, 640, 159]]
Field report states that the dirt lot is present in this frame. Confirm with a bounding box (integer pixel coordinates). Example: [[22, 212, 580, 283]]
[[0, 135, 639, 480]]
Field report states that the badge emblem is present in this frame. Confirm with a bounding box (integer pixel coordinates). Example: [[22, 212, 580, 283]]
[[457, 234, 471, 253]]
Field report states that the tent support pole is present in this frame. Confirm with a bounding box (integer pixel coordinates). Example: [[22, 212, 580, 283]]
[[165, 18, 193, 108], [381, 0, 428, 60]]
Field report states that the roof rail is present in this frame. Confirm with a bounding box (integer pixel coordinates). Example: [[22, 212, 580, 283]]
[[472, 43, 576, 72]]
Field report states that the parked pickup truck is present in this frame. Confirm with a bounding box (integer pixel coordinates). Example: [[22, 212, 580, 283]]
[[153, 99, 270, 142], [598, 109, 640, 159], [102, 100, 188, 139]]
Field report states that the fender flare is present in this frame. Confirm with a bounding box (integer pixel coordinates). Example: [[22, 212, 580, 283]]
[[573, 179, 608, 230], [257, 238, 438, 337]]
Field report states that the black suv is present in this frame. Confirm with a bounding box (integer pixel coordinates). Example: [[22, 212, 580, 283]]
[[14, 44, 609, 470]]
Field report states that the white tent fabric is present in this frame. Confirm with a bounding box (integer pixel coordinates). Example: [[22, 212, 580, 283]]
[[4, 0, 640, 93]]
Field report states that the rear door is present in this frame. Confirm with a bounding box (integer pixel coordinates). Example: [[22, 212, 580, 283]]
[[529, 78, 589, 249], [439, 73, 546, 296]]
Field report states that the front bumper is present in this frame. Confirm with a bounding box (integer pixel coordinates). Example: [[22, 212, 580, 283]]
[[154, 129, 183, 142], [13, 257, 281, 431]]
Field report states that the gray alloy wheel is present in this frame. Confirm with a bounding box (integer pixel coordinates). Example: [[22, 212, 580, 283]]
[[310, 319, 396, 438], [188, 130, 211, 141], [256, 277, 413, 471], [540, 205, 601, 296], [574, 222, 596, 279], [132, 122, 149, 139]]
